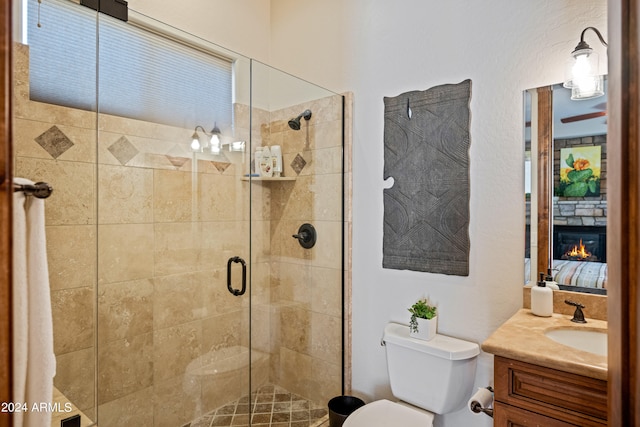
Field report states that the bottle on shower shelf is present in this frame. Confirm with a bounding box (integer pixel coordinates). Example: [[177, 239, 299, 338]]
[[271, 145, 283, 177], [259, 146, 273, 177], [254, 147, 264, 175]]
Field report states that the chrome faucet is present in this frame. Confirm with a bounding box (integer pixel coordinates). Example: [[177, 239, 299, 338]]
[[565, 300, 587, 323]]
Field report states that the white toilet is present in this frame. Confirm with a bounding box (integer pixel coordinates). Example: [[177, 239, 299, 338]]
[[343, 322, 480, 427]]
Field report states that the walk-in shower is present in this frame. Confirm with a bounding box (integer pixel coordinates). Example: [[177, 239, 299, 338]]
[[12, 1, 345, 426], [287, 109, 313, 130]]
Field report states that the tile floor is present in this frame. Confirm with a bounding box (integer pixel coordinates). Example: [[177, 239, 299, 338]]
[[183, 384, 329, 427]]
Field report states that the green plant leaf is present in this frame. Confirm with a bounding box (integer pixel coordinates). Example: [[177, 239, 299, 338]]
[[409, 299, 437, 322], [567, 168, 593, 183], [565, 153, 575, 168], [564, 182, 588, 197], [588, 180, 597, 193]]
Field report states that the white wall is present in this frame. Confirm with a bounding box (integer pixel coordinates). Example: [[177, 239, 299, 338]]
[[269, 1, 606, 426], [126, 0, 272, 63], [121, 1, 607, 425]]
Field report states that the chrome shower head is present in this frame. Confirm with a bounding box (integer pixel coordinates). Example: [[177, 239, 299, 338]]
[[288, 109, 312, 130]]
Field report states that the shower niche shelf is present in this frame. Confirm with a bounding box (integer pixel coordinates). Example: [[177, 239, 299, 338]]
[[241, 176, 296, 182]]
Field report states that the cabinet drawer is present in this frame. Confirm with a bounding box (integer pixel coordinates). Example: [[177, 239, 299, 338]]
[[494, 356, 607, 425], [494, 401, 589, 427]]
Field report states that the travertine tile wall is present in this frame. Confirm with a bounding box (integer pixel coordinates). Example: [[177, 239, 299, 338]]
[[13, 43, 99, 422], [13, 42, 260, 426], [259, 96, 344, 405], [93, 110, 260, 427], [14, 40, 344, 426]]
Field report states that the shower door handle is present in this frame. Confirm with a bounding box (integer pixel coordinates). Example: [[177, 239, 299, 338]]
[[227, 256, 247, 296]]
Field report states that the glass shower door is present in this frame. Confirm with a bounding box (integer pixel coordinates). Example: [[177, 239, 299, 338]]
[[248, 60, 345, 424], [13, 0, 100, 424], [95, 11, 253, 426]]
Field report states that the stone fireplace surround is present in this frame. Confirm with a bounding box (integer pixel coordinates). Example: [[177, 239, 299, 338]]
[[552, 198, 607, 262], [553, 224, 607, 263]]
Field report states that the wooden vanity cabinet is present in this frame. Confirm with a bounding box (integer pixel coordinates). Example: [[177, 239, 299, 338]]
[[493, 356, 607, 427]]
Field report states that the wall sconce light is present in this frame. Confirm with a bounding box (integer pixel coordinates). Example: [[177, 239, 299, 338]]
[[563, 27, 608, 100], [190, 124, 245, 154], [229, 141, 245, 152], [191, 124, 222, 153]]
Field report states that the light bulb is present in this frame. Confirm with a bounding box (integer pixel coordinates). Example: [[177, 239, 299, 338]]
[[191, 136, 201, 151], [572, 52, 592, 83], [210, 134, 221, 154]]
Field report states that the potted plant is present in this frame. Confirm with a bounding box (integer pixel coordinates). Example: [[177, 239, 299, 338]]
[[408, 298, 437, 341]]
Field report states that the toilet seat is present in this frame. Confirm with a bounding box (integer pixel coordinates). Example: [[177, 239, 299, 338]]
[[343, 399, 435, 427]]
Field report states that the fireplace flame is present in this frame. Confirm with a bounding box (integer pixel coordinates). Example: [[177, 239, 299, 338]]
[[567, 239, 591, 259]]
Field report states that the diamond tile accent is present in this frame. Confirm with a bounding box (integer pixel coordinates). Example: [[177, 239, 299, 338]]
[[107, 136, 139, 165], [290, 154, 307, 175], [166, 155, 189, 169], [211, 161, 231, 173], [35, 125, 74, 159]]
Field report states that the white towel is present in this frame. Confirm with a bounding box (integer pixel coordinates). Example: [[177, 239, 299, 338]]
[[12, 178, 56, 427]]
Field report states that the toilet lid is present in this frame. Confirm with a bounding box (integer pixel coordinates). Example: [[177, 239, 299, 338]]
[[343, 399, 434, 427]]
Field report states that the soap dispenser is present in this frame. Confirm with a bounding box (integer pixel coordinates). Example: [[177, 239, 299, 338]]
[[544, 269, 559, 290], [531, 273, 553, 317]]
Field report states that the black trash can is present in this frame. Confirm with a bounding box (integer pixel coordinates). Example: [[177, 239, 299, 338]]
[[328, 395, 366, 427]]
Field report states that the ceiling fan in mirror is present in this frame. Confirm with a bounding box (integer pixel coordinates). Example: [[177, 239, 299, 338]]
[[560, 102, 606, 124]]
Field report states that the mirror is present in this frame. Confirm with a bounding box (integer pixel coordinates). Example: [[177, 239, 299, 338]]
[[525, 77, 607, 295]]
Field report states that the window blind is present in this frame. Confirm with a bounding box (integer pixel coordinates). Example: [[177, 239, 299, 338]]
[[28, 0, 233, 130]]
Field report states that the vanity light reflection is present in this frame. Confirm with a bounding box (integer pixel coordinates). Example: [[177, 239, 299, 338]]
[[190, 124, 245, 154]]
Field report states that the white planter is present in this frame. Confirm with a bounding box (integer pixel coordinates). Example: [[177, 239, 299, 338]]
[[410, 316, 437, 341]]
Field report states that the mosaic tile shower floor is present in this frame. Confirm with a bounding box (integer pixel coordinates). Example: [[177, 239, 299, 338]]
[[183, 384, 329, 427]]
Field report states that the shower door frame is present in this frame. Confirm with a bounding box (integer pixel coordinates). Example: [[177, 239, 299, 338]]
[[246, 57, 348, 410], [0, 1, 13, 424], [93, 10, 255, 424]]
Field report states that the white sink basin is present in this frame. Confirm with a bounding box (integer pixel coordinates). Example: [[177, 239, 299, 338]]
[[544, 328, 607, 357]]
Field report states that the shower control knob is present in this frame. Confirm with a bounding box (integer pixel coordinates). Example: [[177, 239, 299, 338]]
[[292, 223, 317, 249]]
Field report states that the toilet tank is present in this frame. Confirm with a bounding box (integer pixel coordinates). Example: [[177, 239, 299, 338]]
[[382, 323, 479, 414]]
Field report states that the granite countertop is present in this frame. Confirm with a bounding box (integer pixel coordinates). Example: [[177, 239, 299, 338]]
[[482, 308, 607, 380]]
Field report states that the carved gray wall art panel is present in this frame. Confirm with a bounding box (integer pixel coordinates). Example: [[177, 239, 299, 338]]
[[383, 79, 471, 276]]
